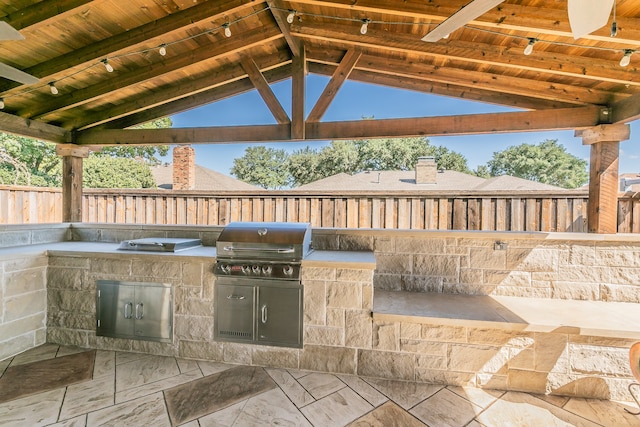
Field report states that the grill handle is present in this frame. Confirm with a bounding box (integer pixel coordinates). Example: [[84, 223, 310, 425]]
[[222, 246, 295, 254]]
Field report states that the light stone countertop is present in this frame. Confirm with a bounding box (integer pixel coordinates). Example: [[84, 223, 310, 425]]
[[374, 290, 640, 339], [0, 241, 375, 268]]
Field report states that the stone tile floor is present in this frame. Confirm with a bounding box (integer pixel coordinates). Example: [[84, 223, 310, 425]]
[[1, 344, 639, 426]]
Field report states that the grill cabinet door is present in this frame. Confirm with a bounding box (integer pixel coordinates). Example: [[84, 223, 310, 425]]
[[133, 284, 173, 342], [215, 282, 255, 342], [257, 283, 302, 348], [96, 281, 135, 338]]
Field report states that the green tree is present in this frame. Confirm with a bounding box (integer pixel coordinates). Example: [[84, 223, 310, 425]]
[[289, 147, 323, 187], [0, 133, 60, 186], [473, 164, 491, 178], [487, 139, 588, 188], [231, 146, 290, 189], [83, 157, 156, 188], [356, 137, 429, 171], [93, 117, 171, 165]]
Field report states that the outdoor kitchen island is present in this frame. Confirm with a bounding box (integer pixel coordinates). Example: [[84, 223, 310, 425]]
[[2, 223, 640, 402]]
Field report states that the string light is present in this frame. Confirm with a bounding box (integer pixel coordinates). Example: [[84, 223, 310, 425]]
[[360, 19, 370, 35], [0, 5, 636, 105], [523, 38, 536, 56], [286, 10, 296, 24], [102, 59, 114, 72], [611, 0, 617, 37], [0, 98, 4, 109], [620, 49, 633, 67]]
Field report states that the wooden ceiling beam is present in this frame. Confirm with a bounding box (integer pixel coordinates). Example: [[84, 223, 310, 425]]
[[24, 27, 283, 120], [1, 0, 95, 31], [240, 56, 291, 124], [63, 52, 292, 130], [306, 106, 604, 140], [92, 65, 293, 130], [291, 20, 640, 88], [307, 62, 578, 111], [267, 0, 302, 56], [611, 93, 640, 124], [75, 124, 292, 145], [290, 0, 640, 47], [0, 0, 258, 93], [0, 111, 69, 143], [73, 105, 603, 146], [307, 49, 361, 122]]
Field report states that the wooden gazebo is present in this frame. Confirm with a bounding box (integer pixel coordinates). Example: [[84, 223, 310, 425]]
[[0, 0, 638, 233]]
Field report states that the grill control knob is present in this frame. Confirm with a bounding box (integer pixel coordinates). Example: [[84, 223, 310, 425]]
[[241, 264, 250, 274], [219, 263, 230, 274], [252, 265, 261, 275], [283, 265, 294, 276], [261, 265, 272, 275]]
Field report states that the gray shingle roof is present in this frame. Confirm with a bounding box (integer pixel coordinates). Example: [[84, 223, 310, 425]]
[[150, 164, 259, 191]]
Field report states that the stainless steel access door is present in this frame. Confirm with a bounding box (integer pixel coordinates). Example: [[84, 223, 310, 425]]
[[96, 280, 173, 343], [257, 283, 303, 348], [215, 280, 255, 342]]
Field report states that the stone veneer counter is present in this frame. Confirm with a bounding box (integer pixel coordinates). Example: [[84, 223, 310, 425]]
[[374, 290, 640, 339]]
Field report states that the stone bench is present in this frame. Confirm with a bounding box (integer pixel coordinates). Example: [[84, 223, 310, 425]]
[[369, 290, 640, 401]]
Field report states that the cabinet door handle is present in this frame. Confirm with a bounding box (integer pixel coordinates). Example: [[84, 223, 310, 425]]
[[261, 304, 268, 324], [135, 302, 144, 319], [124, 302, 133, 319], [226, 294, 245, 300]]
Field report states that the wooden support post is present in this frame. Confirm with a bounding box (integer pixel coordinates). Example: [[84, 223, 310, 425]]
[[577, 124, 630, 234], [57, 144, 91, 223], [291, 43, 306, 140]]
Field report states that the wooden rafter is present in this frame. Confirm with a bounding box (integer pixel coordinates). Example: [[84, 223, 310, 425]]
[[290, 0, 640, 46], [0, 111, 69, 143], [307, 49, 362, 122], [291, 21, 640, 89], [611, 93, 640, 124], [0, 0, 258, 93], [1, 0, 95, 31], [26, 28, 283, 120], [240, 56, 290, 124], [267, 0, 301, 56]]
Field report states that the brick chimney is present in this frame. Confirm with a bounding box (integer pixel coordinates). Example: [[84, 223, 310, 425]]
[[415, 156, 437, 184], [172, 145, 196, 190]]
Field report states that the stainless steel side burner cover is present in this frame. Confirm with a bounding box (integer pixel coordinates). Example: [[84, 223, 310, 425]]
[[118, 237, 202, 252], [216, 222, 312, 261]]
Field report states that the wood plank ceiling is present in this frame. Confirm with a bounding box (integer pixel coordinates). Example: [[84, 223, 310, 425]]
[[0, 0, 639, 145]]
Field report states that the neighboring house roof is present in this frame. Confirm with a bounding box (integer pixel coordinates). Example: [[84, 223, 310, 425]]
[[292, 170, 569, 193], [150, 164, 259, 191], [473, 175, 567, 191], [620, 173, 640, 192], [292, 170, 486, 192]]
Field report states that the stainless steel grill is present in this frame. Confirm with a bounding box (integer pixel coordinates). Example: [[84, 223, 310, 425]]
[[213, 222, 312, 348]]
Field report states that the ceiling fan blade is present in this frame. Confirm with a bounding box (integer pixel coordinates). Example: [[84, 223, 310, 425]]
[[422, 0, 505, 42], [568, 0, 614, 39], [0, 61, 39, 85], [0, 21, 24, 41]]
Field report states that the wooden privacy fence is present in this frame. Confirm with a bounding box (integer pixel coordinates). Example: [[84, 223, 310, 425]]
[[2, 186, 640, 233]]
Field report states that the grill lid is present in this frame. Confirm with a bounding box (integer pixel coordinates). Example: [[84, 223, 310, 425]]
[[216, 222, 312, 261]]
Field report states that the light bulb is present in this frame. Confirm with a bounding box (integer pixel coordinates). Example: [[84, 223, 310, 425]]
[[159, 44, 167, 56], [360, 19, 369, 35], [442, 33, 450, 39], [0, 98, 4, 109], [620, 50, 633, 67], [49, 82, 58, 95], [524, 38, 535, 56], [286, 10, 295, 24], [223, 23, 231, 38], [103, 59, 114, 72]]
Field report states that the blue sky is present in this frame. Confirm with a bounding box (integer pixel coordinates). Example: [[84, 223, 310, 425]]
[[170, 74, 639, 176]]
